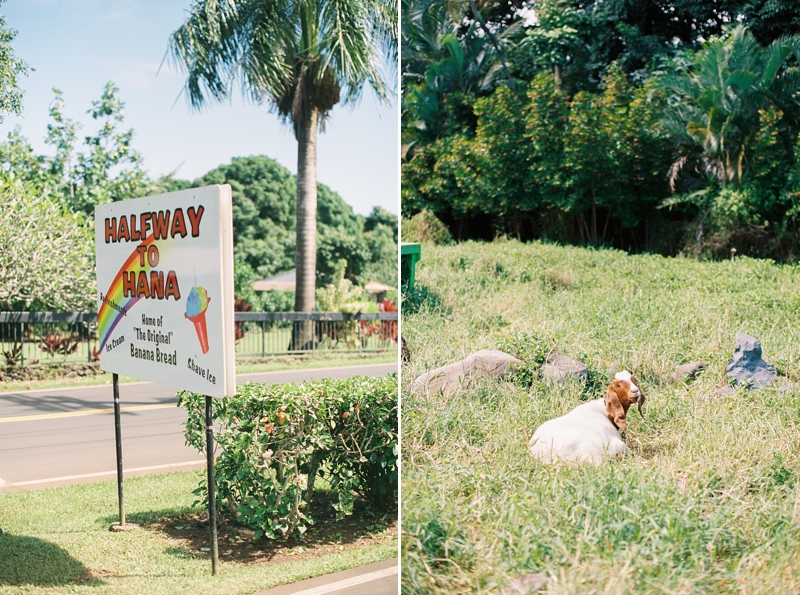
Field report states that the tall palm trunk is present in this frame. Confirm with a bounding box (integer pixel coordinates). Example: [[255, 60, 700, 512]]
[[290, 107, 319, 351]]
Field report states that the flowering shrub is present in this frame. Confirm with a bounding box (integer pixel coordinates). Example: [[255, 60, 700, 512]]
[[361, 298, 398, 342], [177, 374, 397, 539]]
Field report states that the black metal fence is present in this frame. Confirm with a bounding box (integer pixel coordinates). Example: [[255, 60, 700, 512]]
[[0, 311, 399, 366]]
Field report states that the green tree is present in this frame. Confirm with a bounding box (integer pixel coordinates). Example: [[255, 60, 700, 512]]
[[362, 221, 398, 286], [169, 0, 397, 349], [659, 25, 800, 186], [0, 176, 94, 311], [316, 224, 370, 284], [365, 206, 398, 237], [192, 155, 371, 282], [70, 83, 149, 214], [0, 4, 29, 123], [362, 207, 398, 286], [0, 84, 149, 215]]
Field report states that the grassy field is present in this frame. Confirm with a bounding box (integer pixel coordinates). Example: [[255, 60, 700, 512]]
[[401, 239, 800, 594], [0, 470, 396, 594]]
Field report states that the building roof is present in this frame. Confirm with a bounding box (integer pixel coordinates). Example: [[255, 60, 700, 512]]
[[364, 280, 395, 293], [253, 269, 296, 291], [253, 271, 396, 294]]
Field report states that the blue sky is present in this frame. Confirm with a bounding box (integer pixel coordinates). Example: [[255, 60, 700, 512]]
[[0, 0, 399, 216]]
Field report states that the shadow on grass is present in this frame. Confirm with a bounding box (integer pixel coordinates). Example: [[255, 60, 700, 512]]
[[94, 505, 201, 528], [0, 533, 101, 588], [96, 492, 397, 568]]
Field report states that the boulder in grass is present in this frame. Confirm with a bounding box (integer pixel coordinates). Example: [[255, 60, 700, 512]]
[[409, 349, 522, 398], [714, 385, 737, 397], [501, 573, 549, 595], [726, 332, 779, 390], [673, 361, 710, 382], [541, 353, 588, 385]]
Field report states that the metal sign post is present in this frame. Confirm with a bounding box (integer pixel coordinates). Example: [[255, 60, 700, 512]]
[[114, 373, 124, 525], [109, 372, 137, 532], [205, 394, 220, 575]]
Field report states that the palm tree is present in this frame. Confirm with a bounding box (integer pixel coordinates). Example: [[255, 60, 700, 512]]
[[169, 0, 396, 349], [659, 25, 800, 186], [401, 0, 499, 156]]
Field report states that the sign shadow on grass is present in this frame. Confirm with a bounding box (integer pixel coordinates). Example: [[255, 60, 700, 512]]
[[0, 533, 102, 588], [95, 505, 201, 528]]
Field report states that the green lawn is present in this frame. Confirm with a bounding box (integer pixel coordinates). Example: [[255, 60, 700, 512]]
[[0, 470, 396, 594], [402, 239, 800, 594]]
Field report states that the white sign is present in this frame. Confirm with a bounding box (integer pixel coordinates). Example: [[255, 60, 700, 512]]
[[94, 185, 236, 398]]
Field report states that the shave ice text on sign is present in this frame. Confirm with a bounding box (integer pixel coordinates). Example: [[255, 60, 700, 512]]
[[95, 185, 236, 398]]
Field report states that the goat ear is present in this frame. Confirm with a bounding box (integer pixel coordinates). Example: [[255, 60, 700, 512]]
[[605, 383, 627, 430], [631, 374, 645, 418]]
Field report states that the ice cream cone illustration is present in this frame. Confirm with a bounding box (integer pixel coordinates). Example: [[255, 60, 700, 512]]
[[185, 286, 211, 354]]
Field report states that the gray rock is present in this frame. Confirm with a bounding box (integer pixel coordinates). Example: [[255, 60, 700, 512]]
[[674, 360, 710, 381], [409, 349, 522, 398], [501, 573, 549, 595], [714, 385, 737, 397], [541, 353, 589, 384], [726, 332, 779, 390]]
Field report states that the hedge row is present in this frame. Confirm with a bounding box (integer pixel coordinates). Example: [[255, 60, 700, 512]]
[[177, 374, 397, 539]]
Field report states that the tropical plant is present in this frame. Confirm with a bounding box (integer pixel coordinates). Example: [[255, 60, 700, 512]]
[[169, 0, 397, 350], [316, 261, 374, 314], [658, 25, 800, 187], [401, 0, 498, 155], [316, 260, 375, 349]]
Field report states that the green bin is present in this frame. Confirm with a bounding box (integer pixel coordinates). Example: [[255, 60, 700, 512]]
[[401, 243, 421, 291]]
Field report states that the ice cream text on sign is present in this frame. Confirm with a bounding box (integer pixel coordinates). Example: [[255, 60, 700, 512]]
[[103, 206, 205, 301]]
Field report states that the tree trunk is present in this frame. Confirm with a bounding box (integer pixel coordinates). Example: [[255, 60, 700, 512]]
[[290, 107, 319, 351]]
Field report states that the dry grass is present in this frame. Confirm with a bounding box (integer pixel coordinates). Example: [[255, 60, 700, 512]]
[[401, 239, 800, 594]]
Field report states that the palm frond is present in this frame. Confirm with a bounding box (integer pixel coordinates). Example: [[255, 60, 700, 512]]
[[169, 0, 396, 129]]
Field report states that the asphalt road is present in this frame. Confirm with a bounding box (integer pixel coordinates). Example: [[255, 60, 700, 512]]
[[0, 362, 397, 492]]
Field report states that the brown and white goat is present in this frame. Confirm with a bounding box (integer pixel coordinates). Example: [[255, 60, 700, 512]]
[[528, 371, 645, 465]]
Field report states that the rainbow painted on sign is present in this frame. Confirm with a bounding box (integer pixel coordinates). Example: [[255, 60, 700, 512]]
[[97, 233, 180, 353], [97, 206, 205, 355]]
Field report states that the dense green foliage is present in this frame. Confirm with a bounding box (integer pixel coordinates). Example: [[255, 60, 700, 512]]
[[402, 0, 800, 260], [0, 178, 94, 311], [178, 374, 398, 539], [194, 157, 397, 288], [402, 240, 800, 592]]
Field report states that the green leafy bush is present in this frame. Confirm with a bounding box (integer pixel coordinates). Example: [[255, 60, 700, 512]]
[[177, 374, 397, 539], [401, 209, 454, 245]]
